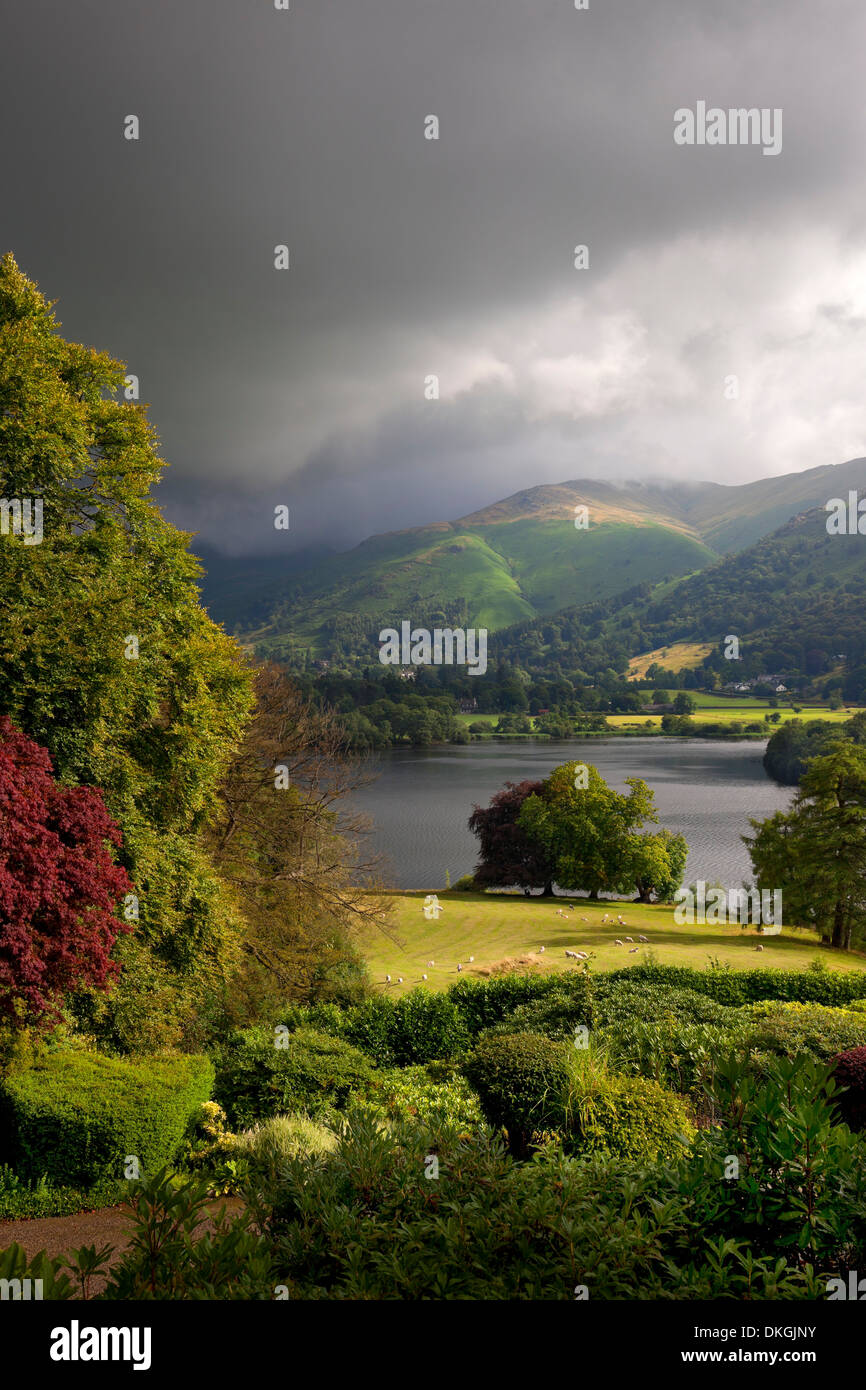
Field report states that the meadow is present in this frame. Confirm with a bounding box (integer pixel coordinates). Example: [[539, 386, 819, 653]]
[[363, 890, 866, 996], [457, 701, 863, 735]]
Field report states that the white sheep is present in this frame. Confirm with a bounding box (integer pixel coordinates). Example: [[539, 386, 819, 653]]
[[615, 939, 623, 946], [639, 935, 648, 943], [385, 974, 391, 982]]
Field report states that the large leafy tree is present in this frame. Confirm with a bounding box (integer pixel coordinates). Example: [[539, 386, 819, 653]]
[[746, 742, 866, 951], [206, 665, 390, 1018], [517, 762, 659, 898], [0, 255, 253, 1044], [0, 718, 132, 1025]]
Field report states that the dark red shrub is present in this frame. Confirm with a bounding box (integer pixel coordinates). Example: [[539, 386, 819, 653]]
[[830, 1045, 866, 1132], [0, 717, 133, 1024]]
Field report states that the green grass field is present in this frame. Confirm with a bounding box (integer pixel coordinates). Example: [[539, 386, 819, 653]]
[[458, 705, 863, 734], [362, 892, 866, 996]]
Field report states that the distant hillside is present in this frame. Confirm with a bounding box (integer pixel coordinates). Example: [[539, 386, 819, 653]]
[[490, 505, 866, 697], [195, 458, 866, 672]]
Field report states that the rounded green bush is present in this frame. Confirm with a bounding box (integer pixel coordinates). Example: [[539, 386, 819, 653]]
[[212, 1027, 376, 1127], [464, 1032, 573, 1154], [566, 1069, 695, 1163]]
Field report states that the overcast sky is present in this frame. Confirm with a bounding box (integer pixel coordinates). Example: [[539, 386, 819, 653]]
[[4, 0, 866, 554]]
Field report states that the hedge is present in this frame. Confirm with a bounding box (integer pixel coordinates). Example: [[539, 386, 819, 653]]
[[0, 1051, 213, 1190], [601, 963, 866, 1008]]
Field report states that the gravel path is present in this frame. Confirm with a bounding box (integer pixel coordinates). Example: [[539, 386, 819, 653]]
[[0, 1198, 247, 1296]]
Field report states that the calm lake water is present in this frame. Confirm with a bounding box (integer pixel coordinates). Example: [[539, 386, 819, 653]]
[[350, 738, 794, 894]]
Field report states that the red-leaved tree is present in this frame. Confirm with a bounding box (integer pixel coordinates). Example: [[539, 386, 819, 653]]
[[0, 717, 133, 1025], [468, 779, 556, 895]]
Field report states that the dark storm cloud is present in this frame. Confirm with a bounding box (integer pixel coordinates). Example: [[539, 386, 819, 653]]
[[4, 0, 866, 554]]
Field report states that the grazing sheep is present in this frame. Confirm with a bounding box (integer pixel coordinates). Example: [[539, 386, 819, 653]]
[[628, 948, 638, 954], [565, 949, 576, 959], [624, 936, 634, 942], [576, 951, 589, 960], [755, 944, 764, 952], [397, 977, 403, 983], [581, 916, 588, 922], [385, 975, 391, 982], [422, 974, 428, 980], [468, 955, 474, 963], [428, 960, 435, 967], [457, 963, 462, 972], [639, 935, 648, 943], [539, 945, 545, 953], [615, 938, 623, 945]]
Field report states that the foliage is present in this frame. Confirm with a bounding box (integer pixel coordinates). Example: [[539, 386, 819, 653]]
[[212, 1026, 376, 1128], [747, 743, 866, 949], [255, 1113, 824, 1300], [205, 664, 383, 1022], [517, 762, 671, 899], [0, 253, 254, 1046], [599, 960, 866, 1008], [0, 718, 132, 1025], [628, 827, 689, 903], [830, 1046, 866, 1132], [0, 1050, 213, 1189], [734, 1000, 866, 1061], [463, 1032, 573, 1156], [679, 1052, 866, 1268], [349, 1062, 483, 1130], [565, 1059, 695, 1163], [0, 1165, 123, 1220], [467, 779, 553, 891]]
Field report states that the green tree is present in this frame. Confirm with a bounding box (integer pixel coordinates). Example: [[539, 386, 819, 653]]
[[0, 254, 254, 1047], [629, 828, 688, 903], [745, 743, 866, 951], [672, 691, 695, 715], [518, 761, 658, 898]]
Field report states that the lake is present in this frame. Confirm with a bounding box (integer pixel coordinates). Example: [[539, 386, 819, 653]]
[[350, 738, 794, 894]]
